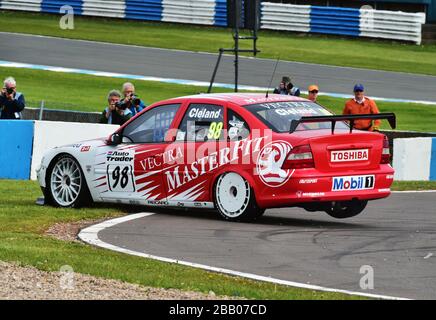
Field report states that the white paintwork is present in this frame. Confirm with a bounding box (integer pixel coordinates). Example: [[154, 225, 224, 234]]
[[393, 138, 432, 181]]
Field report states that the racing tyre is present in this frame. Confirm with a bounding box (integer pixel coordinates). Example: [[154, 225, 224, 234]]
[[214, 172, 264, 222], [46, 155, 91, 208], [324, 200, 368, 219]]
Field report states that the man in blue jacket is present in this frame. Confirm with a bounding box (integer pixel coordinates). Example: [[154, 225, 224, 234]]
[[0, 77, 26, 120], [121, 82, 146, 116]]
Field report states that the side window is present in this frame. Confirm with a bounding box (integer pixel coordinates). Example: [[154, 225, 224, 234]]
[[123, 104, 180, 143], [227, 109, 250, 141], [177, 104, 224, 142]]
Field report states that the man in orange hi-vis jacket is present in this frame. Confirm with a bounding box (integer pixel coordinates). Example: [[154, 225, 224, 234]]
[[343, 84, 381, 131]]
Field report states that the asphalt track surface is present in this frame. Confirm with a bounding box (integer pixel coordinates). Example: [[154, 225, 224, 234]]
[[1, 32, 436, 103], [98, 192, 436, 299]]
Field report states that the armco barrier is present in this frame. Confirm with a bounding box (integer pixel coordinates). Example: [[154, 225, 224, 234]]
[[0, 1, 426, 43], [0, 120, 118, 181], [0, 120, 34, 180], [261, 2, 426, 44], [393, 137, 436, 181]]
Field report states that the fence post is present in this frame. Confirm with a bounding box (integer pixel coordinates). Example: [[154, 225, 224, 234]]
[[38, 100, 44, 121]]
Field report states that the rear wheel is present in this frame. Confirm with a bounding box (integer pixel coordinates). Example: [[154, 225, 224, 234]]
[[214, 172, 264, 222], [46, 155, 91, 208], [324, 200, 368, 219]]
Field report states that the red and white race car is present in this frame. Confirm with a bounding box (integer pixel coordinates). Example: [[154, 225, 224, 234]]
[[37, 93, 396, 221]]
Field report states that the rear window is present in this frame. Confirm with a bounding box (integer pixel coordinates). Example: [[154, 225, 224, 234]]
[[246, 101, 347, 132]]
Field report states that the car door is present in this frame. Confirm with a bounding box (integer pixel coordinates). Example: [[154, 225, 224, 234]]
[[95, 103, 181, 205], [162, 102, 226, 207]]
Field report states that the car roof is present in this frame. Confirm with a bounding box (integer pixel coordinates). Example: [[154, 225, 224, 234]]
[[162, 93, 309, 107]]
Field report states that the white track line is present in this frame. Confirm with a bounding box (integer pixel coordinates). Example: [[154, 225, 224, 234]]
[[78, 212, 409, 300]]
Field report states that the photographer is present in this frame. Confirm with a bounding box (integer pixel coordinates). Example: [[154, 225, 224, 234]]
[[121, 82, 145, 116], [273, 76, 291, 95], [0, 77, 26, 120], [100, 90, 132, 125]]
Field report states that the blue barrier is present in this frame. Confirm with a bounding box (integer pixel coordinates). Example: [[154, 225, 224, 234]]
[[0, 1, 425, 43], [430, 138, 436, 180], [214, 0, 227, 26], [310, 6, 360, 37], [41, 0, 83, 15], [0, 121, 34, 180], [125, 0, 163, 21]]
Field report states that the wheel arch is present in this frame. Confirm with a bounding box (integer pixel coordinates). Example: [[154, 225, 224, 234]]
[[45, 152, 93, 203]]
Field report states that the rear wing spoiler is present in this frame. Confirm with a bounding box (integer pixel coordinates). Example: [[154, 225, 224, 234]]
[[289, 113, 396, 134]]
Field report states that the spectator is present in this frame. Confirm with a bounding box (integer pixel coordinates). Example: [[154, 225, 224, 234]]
[[343, 84, 381, 131], [0, 77, 25, 120], [100, 90, 132, 125], [287, 82, 301, 97], [121, 82, 146, 116], [307, 85, 319, 102], [273, 76, 291, 95]]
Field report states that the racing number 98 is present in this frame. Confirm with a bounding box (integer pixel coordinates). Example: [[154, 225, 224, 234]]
[[107, 165, 134, 192], [207, 122, 223, 140], [112, 166, 129, 189]]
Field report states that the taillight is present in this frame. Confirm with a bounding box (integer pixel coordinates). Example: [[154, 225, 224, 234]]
[[381, 135, 390, 164], [282, 144, 314, 169]]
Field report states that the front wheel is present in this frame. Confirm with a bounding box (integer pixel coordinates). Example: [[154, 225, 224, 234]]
[[324, 200, 368, 219], [46, 155, 91, 208], [214, 172, 264, 222]]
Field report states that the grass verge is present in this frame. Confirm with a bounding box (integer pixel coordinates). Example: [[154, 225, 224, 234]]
[[1, 65, 435, 132], [0, 179, 363, 300], [0, 11, 436, 75], [391, 181, 436, 191]]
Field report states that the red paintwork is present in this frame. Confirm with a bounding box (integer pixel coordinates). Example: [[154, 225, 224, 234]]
[[103, 93, 394, 209]]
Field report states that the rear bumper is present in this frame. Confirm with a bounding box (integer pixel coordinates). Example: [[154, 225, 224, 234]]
[[256, 165, 394, 208]]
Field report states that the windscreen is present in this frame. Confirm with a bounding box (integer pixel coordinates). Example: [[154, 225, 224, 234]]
[[246, 101, 348, 132]]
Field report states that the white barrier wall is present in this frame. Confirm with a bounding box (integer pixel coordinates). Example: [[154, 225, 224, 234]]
[[31, 121, 118, 180], [393, 138, 434, 181]]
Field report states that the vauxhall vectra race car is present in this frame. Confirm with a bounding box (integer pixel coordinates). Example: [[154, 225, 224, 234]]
[[36, 93, 396, 221]]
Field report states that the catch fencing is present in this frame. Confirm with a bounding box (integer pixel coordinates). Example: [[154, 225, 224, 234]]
[[0, 0, 426, 43]]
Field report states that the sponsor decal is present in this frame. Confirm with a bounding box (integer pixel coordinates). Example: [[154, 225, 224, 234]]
[[378, 188, 391, 192], [139, 147, 183, 171], [147, 200, 169, 206], [188, 107, 222, 119], [80, 146, 91, 152], [332, 175, 375, 191], [302, 192, 325, 197], [257, 141, 293, 188], [299, 178, 318, 184], [194, 202, 203, 207], [177, 202, 185, 207], [331, 149, 368, 162], [164, 137, 264, 192], [71, 143, 82, 148], [106, 151, 134, 162], [386, 174, 394, 179]]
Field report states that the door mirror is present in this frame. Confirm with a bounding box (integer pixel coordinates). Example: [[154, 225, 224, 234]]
[[109, 133, 123, 145]]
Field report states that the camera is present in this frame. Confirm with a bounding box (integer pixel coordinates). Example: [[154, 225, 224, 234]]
[[114, 101, 127, 110], [6, 87, 14, 95], [131, 95, 141, 106]]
